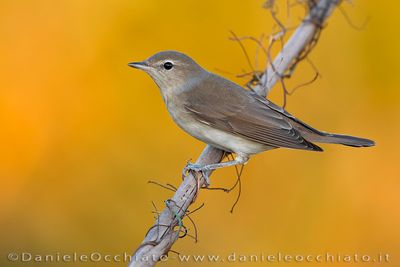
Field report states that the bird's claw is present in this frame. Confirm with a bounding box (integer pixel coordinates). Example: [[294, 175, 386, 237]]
[[182, 161, 211, 187]]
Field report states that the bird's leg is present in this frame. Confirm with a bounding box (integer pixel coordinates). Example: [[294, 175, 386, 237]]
[[182, 153, 249, 186]]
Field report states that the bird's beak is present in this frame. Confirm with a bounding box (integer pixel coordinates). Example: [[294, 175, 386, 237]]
[[128, 61, 150, 70]]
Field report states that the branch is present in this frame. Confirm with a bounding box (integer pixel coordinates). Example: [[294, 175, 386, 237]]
[[129, 1, 339, 266], [253, 0, 339, 97]]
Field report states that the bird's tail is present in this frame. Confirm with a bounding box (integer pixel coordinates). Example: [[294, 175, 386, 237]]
[[308, 132, 375, 147], [290, 121, 375, 147]]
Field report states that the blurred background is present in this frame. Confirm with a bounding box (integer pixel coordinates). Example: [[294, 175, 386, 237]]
[[0, 0, 399, 266]]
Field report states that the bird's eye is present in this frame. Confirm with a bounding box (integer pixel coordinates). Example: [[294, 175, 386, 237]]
[[163, 61, 174, 70]]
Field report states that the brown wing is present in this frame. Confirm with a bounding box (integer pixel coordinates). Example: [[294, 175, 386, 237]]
[[180, 74, 322, 151]]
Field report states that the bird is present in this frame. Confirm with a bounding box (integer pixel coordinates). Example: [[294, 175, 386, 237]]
[[128, 51, 374, 184]]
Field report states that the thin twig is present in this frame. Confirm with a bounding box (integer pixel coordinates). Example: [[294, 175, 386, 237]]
[[148, 180, 177, 192], [338, 5, 369, 31]]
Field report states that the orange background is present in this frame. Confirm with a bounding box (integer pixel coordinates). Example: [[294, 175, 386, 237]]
[[0, 0, 399, 266]]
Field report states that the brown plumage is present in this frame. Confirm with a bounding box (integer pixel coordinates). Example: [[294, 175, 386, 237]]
[[180, 73, 324, 152]]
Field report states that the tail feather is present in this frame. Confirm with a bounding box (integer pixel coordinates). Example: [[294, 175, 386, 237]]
[[311, 132, 375, 147], [290, 120, 375, 148]]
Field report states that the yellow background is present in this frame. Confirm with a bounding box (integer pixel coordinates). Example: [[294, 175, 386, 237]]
[[0, 0, 399, 266]]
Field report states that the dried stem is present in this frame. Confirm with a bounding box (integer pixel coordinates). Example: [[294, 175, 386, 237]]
[[129, 1, 339, 266]]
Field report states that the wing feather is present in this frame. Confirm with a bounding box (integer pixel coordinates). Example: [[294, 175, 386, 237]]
[[180, 74, 322, 152]]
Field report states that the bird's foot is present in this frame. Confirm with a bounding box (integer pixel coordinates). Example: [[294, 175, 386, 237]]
[[182, 161, 211, 187]]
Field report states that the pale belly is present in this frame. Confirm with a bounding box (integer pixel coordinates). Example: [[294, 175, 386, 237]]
[[168, 107, 272, 155], [185, 122, 271, 154]]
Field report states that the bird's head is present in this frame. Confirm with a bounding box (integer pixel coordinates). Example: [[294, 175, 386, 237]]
[[129, 51, 205, 94]]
